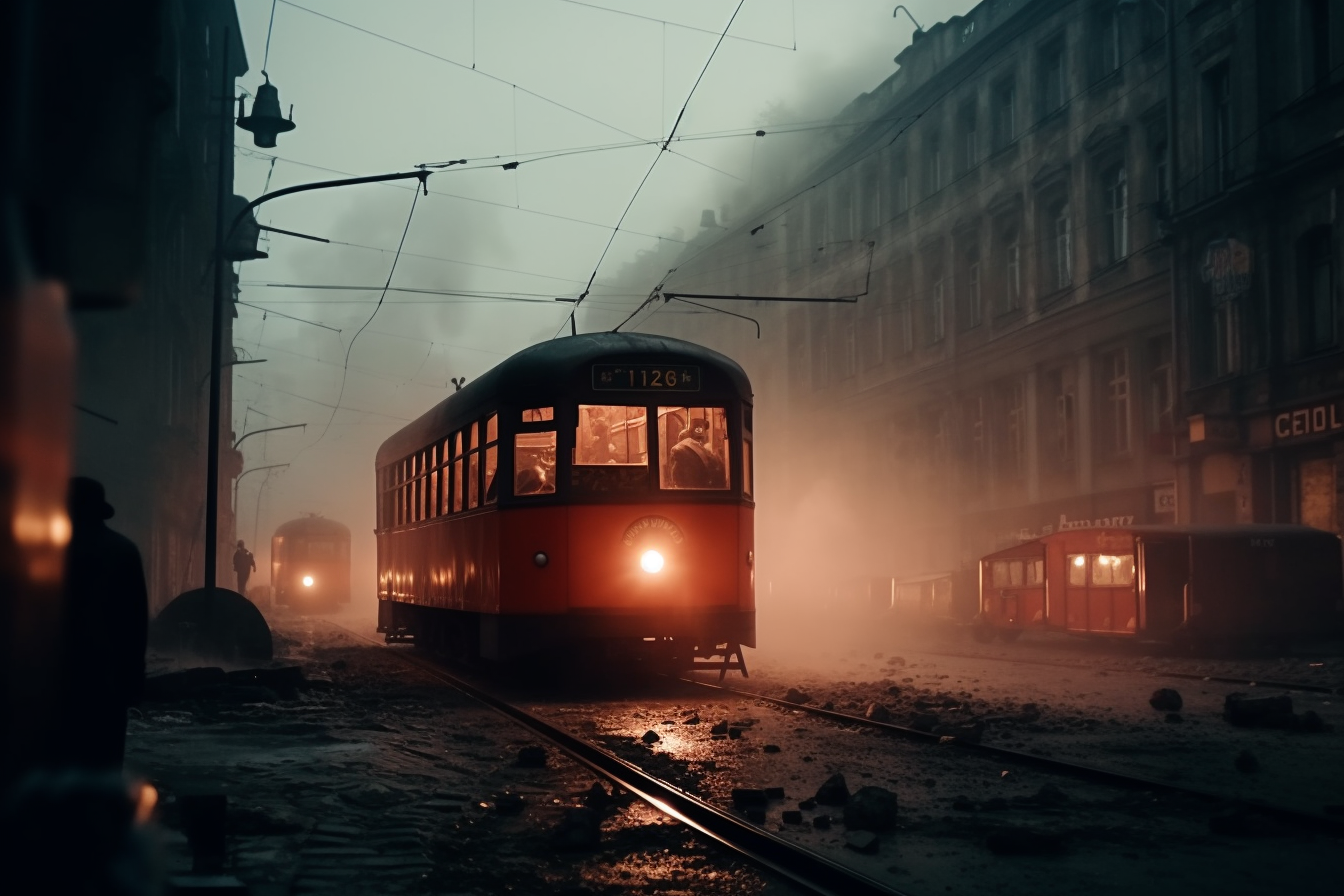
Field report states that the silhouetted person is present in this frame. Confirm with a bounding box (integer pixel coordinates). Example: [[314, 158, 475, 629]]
[[55, 477, 148, 771], [669, 418, 725, 489], [233, 539, 256, 594]]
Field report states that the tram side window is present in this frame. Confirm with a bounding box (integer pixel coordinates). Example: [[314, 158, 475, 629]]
[[991, 560, 1026, 588], [522, 407, 554, 423], [576, 405, 648, 465], [515, 431, 557, 495], [452, 432, 464, 513], [1091, 554, 1134, 586], [743, 431, 753, 499], [1026, 559, 1044, 585], [1068, 554, 1086, 586], [485, 414, 499, 504], [659, 406, 729, 490], [441, 438, 452, 515]]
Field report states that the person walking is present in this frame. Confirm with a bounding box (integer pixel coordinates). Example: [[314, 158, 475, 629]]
[[232, 539, 256, 595], [55, 477, 149, 771]]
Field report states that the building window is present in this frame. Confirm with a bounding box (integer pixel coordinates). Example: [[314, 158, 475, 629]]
[[1094, 4, 1121, 81], [1102, 163, 1128, 264], [999, 379, 1025, 478], [1039, 40, 1066, 118], [1101, 348, 1131, 456], [959, 101, 978, 173], [1150, 337, 1174, 435], [834, 182, 854, 243], [898, 296, 914, 355], [1047, 369, 1077, 465], [1153, 140, 1170, 216], [960, 243, 982, 328], [1204, 63, 1232, 192], [890, 151, 910, 213], [992, 78, 1016, 149], [1041, 196, 1072, 292], [928, 260, 946, 342], [1298, 226, 1337, 352], [925, 132, 943, 194], [1304, 0, 1332, 88], [1213, 298, 1242, 376], [1000, 224, 1022, 312]]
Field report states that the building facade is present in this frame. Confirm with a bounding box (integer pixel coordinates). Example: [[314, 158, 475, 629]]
[[649, 0, 1195, 597], [72, 0, 247, 610]]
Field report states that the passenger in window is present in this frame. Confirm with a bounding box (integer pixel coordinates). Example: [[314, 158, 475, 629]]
[[514, 454, 551, 495], [583, 419, 615, 464], [669, 418, 725, 488]]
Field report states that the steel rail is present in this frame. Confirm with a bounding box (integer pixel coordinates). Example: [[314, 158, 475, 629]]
[[323, 622, 910, 896], [676, 677, 1344, 835]]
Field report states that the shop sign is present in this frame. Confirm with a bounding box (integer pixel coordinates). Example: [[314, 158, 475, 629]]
[[1201, 237, 1252, 303], [1273, 400, 1344, 443]]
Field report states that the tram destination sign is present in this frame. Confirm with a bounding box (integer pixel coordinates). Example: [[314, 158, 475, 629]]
[[592, 364, 700, 392]]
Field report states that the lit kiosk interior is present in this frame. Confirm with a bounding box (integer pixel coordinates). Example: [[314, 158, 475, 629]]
[[976, 525, 1343, 647]]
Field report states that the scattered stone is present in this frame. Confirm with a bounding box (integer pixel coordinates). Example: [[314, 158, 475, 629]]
[[516, 745, 548, 768], [910, 713, 940, 732], [492, 792, 525, 814], [1165, 713, 1183, 724], [764, 786, 785, 800], [710, 720, 729, 736], [763, 744, 781, 754], [1223, 693, 1295, 728], [785, 688, 811, 704], [843, 786, 898, 832], [1298, 710, 1329, 733], [682, 712, 701, 725], [821, 701, 835, 711], [885, 686, 902, 698], [339, 783, 408, 809], [885, 656, 906, 667], [551, 807, 602, 850], [1017, 703, 1042, 724], [844, 831, 879, 853], [1149, 688, 1183, 712], [731, 789, 769, 809], [932, 721, 985, 744], [744, 807, 767, 824], [330, 659, 348, 671], [584, 782, 611, 809], [782, 810, 803, 825], [641, 730, 661, 744], [1234, 750, 1260, 774], [812, 815, 832, 830], [864, 703, 892, 722], [797, 798, 817, 811], [986, 826, 1065, 856], [728, 727, 743, 739], [814, 774, 850, 806]]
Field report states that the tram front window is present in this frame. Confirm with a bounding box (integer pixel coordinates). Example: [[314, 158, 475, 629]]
[[659, 406, 729, 490], [576, 405, 647, 466], [515, 431, 557, 495]]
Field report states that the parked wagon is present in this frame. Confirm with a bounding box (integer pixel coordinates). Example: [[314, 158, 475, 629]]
[[975, 525, 1344, 647]]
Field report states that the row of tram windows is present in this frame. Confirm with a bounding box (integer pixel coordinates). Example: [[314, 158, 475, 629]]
[[380, 404, 752, 528]]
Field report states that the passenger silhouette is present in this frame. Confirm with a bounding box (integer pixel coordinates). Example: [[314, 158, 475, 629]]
[[232, 539, 256, 594], [669, 418, 725, 489], [54, 477, 148, 771]]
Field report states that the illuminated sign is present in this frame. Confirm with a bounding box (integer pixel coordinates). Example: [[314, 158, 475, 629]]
[[593, 364, 700, 391], [1273, 400, 1343, 442], [621, 515, 685, 546]]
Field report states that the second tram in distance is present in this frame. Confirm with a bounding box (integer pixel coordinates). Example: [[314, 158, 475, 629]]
[[271, 514, 352, 613], [373, 332, 756, 669]]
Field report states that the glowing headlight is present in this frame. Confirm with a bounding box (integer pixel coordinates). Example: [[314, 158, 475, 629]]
[[302, 575, 314, 587], [640, 550, 664, 574]]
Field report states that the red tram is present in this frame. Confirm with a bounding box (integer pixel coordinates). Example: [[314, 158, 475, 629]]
[[374, 333, 755, 668], [271, 514, 352, 612], [975, 525, 1344, 646]]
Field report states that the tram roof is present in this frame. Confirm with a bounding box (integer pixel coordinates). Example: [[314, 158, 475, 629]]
[[377, 332, 751, 467], [982, 524, 1339, 560], [273, 515, 351, 539]]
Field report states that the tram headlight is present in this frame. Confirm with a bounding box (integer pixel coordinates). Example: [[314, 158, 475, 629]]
[[640, 550, 664, 574], [302, 575, 314, 587]]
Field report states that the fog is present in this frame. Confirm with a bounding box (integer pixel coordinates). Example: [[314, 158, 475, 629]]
[[228, 1, 976, 628]]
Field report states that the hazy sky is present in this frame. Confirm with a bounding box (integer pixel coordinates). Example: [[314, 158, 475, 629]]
[[229, 0, 977, 584]]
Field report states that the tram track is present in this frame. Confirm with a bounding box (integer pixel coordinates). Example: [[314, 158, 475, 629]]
[[319, 619, 910, 896], [674, 675, 1344, 835], [913, 648, 1342, 695]]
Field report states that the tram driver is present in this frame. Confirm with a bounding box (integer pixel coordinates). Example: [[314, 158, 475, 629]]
[[669, 417, 725, 489]]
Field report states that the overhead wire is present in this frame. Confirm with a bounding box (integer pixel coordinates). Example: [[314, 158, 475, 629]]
[[555, 0, 794, 50], [558, 0, 747, 338]]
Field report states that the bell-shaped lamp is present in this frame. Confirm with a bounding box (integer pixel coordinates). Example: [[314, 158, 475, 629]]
[[236, 78, 296, 149]]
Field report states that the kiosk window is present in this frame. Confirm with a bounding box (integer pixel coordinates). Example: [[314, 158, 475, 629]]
[[1091, 554, 1134, 586], [659, 406, 729, 490], [515, 431, 557, 495], [1068, 554, 1086, 586], [576, 405, 648, 466]]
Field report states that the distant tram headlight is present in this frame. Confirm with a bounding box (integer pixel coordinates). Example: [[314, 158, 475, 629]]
[[302, 575, 314, 587], [640, 550, 664, 574]]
